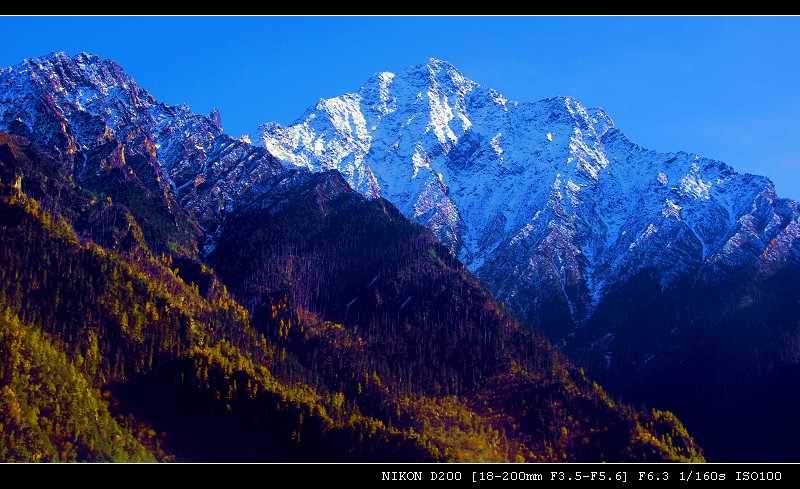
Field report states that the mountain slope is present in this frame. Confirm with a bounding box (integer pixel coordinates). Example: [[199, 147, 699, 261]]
[[568, 261, 800, 461], [0, 52, 285, 256], [0, 179, 444, 462], [207, 169, 702, 462], [0, 308, 154, 462]]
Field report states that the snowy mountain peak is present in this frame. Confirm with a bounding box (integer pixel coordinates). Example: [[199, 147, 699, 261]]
[[260, 59, 800, 333], [412, 57, 479, 94]]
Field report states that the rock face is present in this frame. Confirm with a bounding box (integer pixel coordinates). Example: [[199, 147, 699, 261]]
[[260, 58, 800, 339], [0, 51, 284, 253]]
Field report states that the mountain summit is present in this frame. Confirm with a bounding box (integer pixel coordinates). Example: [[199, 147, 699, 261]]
[[0, 51, 285, 249], [260, 58, 799, 335]]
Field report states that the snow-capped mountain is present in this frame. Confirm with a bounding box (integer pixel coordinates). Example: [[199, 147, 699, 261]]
[[0, 51, 284, 240], [261, 58, 800, 335], [3, 51, 800, 461]]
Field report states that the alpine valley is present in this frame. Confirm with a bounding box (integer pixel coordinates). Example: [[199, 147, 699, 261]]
[[0, 51, 793, 462]]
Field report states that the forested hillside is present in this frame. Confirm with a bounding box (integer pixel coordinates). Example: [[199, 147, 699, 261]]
[[0, 133, 703, 462]]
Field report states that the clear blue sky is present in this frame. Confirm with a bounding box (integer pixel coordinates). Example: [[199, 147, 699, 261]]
[[4, 16, 800, 198]]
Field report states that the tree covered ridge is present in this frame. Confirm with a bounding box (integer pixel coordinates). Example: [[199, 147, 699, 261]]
[[0, 133, 703, 462], [0, 185, 436, 461], [209, 169, 704, 461]]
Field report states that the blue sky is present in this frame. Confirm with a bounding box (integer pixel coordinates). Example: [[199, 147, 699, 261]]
[[4, 16, 800, 198]]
